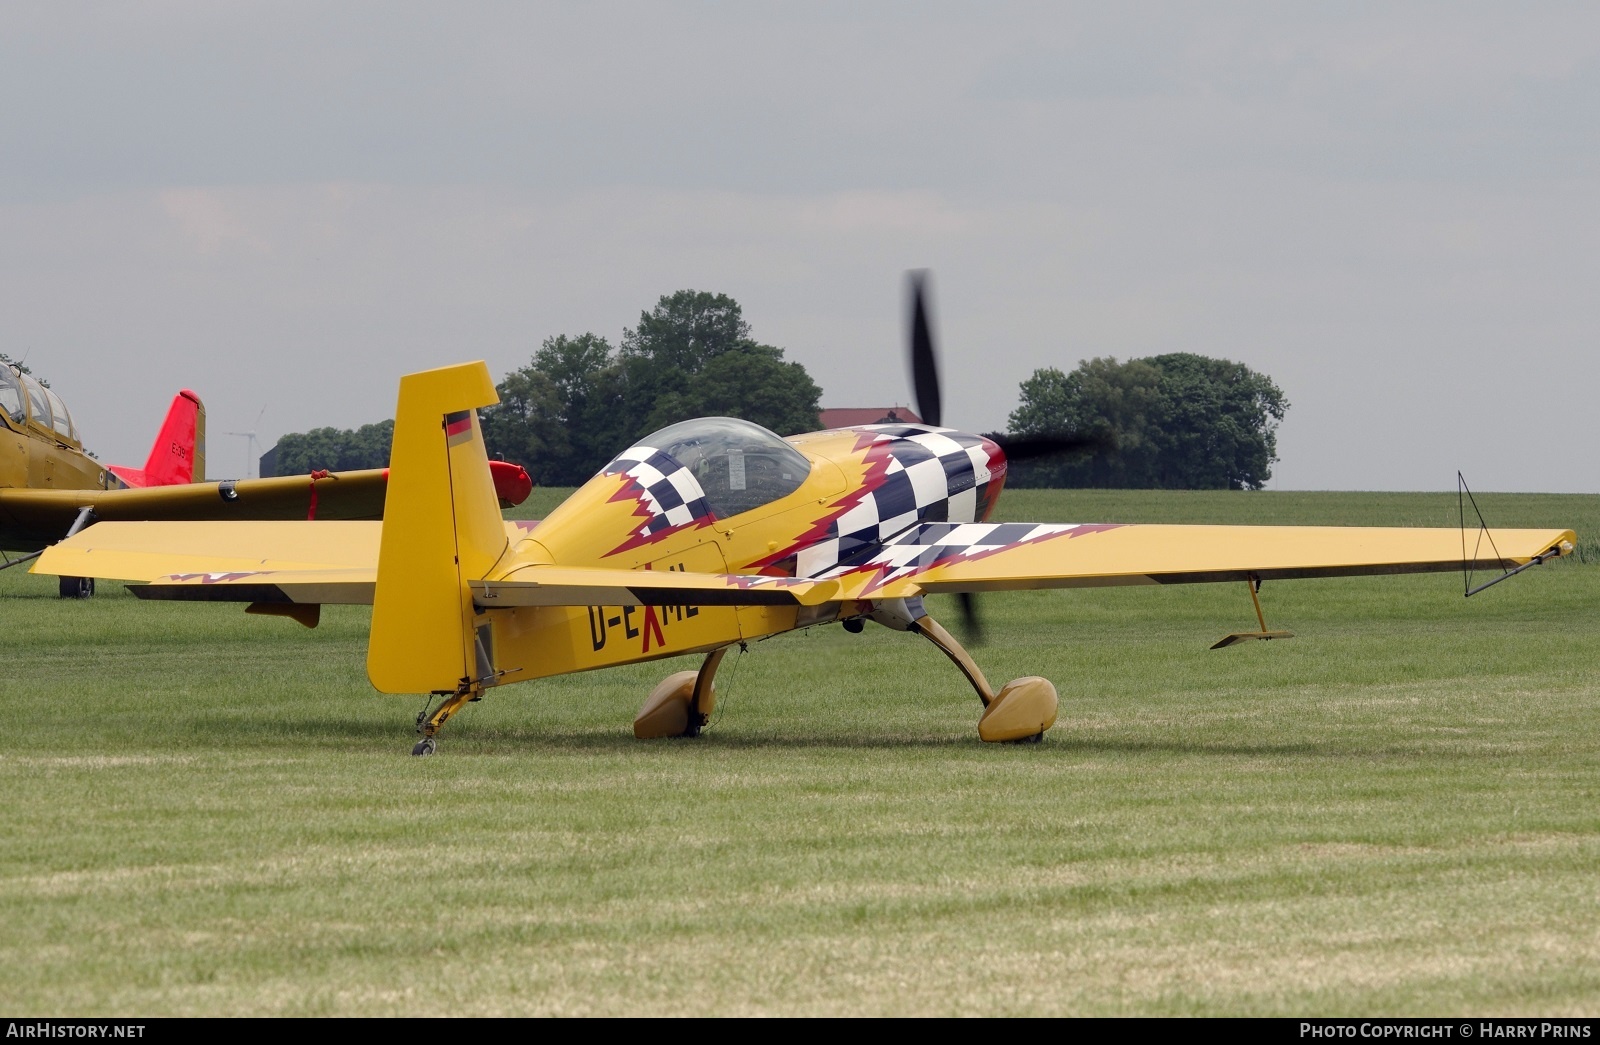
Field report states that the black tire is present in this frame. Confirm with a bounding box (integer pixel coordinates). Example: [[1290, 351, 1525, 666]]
[[58, 576, 94, 599]]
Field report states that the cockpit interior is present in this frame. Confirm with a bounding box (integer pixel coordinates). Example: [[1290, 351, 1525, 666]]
[[627, 416, 811, 519], [0, 365, 78, 445]]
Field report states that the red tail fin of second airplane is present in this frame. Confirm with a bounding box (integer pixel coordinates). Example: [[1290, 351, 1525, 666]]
[[108, 390, 205, 488]]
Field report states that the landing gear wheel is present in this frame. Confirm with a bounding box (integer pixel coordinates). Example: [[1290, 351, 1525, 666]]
[[59, 576, 94, 599], [411, 737, 437, 757], [634, 647, 729, 739], [978, 677, 1059, 743]]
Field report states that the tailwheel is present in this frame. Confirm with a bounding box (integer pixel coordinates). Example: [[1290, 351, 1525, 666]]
[[634, 647, 728, 739], [410, 683, 481, 755]]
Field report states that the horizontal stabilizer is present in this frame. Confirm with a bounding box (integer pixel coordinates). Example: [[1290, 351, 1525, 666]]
[[35, 520, 381, 583], [472, 566, 840, 608], [33, 517, 542, 591]]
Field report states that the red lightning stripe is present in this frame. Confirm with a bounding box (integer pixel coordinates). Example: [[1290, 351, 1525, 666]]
[[602, 475, 719, 558], [743, 431, 899, 576]]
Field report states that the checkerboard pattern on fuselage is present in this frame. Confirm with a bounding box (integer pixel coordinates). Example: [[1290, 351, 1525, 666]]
[[795, 424, 1003, 578], [604, 446, 714, 537]]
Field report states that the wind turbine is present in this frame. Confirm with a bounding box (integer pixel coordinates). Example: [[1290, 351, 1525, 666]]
[[227, 406, 267, 480]]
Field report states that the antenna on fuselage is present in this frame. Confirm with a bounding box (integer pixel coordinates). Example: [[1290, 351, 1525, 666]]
[[226, 404, 267, 480]]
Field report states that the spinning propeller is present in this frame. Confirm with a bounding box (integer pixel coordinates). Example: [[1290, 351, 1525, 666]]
[[904, 270, 1103, 641]]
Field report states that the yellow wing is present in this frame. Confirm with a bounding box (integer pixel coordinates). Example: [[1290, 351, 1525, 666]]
[[34, 515, 1576, 609], [0, 469, 388, 552], [817, 521, 1576, 600]]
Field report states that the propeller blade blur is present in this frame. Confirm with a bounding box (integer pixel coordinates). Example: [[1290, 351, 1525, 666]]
[[991, 433, 1107, 462], [957, 591, 984, 644], [908, 270, 941, 429]]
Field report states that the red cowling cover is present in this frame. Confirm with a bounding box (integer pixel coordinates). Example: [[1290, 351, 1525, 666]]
[[489, 460, 534, 507]]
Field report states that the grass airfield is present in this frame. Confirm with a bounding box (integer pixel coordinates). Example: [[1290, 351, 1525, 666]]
[[3, 489, 1598, 1016]]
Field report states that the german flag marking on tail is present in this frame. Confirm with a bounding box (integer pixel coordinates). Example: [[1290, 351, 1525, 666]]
[[444, 410, 474, 447]]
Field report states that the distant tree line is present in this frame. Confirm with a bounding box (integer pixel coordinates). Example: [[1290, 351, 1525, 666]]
[[270, 419, 394, 475], [264, 291, 822, 486], [264, 293, 1288, 493], [1002, 353, 1288, 490]]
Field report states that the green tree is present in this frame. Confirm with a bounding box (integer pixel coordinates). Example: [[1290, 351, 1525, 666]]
[[481, 333, 628, 486], [478, 366, 571, 482], [620, 290, 818, 436], [1006, 353, 1287, 490], [272, 419, 394, 475], [482, 291, 821, 484], [645, 344, 822, 437], [1143, 353, 1287, 491], [623, 291, 750, 381]]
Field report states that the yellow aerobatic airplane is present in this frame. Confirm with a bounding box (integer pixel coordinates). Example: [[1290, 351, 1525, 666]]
[[33, 283, 1576, 753]]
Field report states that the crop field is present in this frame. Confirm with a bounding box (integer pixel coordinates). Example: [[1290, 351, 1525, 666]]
[[2, 489, 1597, 1016]]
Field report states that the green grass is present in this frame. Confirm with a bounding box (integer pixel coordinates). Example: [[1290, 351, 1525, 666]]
[[2, 490, 1597, 1015]]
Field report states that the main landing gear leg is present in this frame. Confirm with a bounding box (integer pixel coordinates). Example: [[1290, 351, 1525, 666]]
[[412, 682, 482, 756], [48, 507, 99, 599], [910, 613, 1059, 744], [634, 646, 730, 739]]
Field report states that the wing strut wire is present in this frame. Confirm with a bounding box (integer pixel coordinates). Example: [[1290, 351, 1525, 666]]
[[1458, 471, 1509, 597], [1457, 472, 1562, 597], [0, 548, 43, 572], [702, 641, 748, 735]]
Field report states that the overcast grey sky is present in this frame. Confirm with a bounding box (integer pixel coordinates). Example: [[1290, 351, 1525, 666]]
[[2, 2, 1596, 491]]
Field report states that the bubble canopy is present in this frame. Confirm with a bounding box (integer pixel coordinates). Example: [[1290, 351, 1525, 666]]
[[623, 416, 812, 519]]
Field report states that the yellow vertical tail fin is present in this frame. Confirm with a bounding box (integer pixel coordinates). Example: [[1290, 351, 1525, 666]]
[[367, 361, 504, 694]]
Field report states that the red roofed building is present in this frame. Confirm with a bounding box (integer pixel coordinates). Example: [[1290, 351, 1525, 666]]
[[817, 406, 924, 429]]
